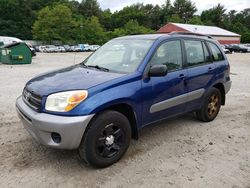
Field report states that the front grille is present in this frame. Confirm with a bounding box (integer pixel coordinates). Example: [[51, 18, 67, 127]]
[[22, 88, 42, 111]]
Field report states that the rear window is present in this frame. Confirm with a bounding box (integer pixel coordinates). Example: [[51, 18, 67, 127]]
[[207, 42, 224, 61]]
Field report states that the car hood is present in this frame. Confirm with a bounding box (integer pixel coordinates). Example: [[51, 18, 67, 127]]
[[25, 64, 124, 96]]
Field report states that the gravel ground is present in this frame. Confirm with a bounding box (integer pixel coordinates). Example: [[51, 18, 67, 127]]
[[0, 52, 249, 188]]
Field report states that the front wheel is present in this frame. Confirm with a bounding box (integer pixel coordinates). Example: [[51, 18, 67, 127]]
[[196, 88, 221, 122], [79, 110, 131, 168]]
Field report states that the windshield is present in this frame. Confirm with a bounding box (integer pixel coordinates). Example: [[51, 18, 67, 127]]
[[83, 38, 154, 73]]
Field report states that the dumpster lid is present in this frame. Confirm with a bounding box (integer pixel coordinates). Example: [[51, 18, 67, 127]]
[[3, 42, 22, 48]]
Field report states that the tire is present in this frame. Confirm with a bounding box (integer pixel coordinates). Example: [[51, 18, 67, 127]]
[[79, 110, 131, 168], [196, 87, 221, 122]]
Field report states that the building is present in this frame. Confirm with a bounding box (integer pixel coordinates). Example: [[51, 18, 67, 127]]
[[157, 23, 241, 44]]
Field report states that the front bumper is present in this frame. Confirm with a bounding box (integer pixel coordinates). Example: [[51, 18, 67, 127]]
[[16, 96, 94, 149]]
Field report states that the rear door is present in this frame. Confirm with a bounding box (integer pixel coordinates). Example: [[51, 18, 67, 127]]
[[184, 39, 216, 110], [207, 41, 230, 85]]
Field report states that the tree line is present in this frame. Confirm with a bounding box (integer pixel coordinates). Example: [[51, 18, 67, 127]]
[[0, 0, 249, 44]]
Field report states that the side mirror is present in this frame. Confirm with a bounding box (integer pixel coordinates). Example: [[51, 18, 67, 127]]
[[148, 64, 168, 77]]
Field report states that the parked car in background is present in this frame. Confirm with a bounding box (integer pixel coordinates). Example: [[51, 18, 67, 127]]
[[63, 45, 72, 52], [220, 45, 231, 54], [45, 45, 60, 53], [35, 44, 101, 53], [16, 33, 231, 168], [237, 44, 250, 53], [33, 45, 40, 52], [79, 44, 91, 52], [242, 44, 250, 52], [71, 45, 82, 52], [225, 44, 249, 53], [38, 46, 47, 52], [27, 43, 36, 56], [89, 45, 100, 51], [57, 46, 66, 52]]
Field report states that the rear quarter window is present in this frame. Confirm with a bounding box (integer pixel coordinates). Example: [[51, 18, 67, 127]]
[[207, 42, 224, 61]]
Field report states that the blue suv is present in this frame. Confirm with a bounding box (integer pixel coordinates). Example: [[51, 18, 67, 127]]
[[16, 33, 231, 168]]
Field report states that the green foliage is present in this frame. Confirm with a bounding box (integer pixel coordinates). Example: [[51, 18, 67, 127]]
[[168, 15, 184, 23], [123, 20, 154, 35], [160, 0, 174, 25], [79, 0, 101, 18], [0, 0, 249, 44], [201, 4, 226, 26], [241, 32, 250, 43], [108, 29, 126, 39], [32, 4, 77, 43], [107, 20, 153, 41], [172, 0, 197, 23], [111, 4, 145, 29], [0, 0, 35, 39], [99, 9, 113, 31], [188, 16, 203, 25], [81, 16, 106, 44]]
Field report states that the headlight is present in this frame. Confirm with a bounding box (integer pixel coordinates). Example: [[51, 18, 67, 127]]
[[45, 90, 88, 112]]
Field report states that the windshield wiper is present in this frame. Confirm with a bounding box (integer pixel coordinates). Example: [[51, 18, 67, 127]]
[[81, 64, 109, 72]]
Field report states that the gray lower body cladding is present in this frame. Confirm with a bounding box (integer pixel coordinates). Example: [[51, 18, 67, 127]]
[[150, 89, 205, 113]]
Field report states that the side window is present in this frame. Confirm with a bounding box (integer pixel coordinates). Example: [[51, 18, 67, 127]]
[[207, 42, 224, 61], [184, 40, 206, 67], [202, 42, 210, 62], [150, 40, 182, 71]]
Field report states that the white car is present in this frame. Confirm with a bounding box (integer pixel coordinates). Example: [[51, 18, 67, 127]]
[[38, 46, 47, 52], [221, 45, 231, 54], [57, 46, 66, 52], [71, 46, 82, 52], [242, 44, 250, 52], [45, 45, 60, 53], [89, 45, 100, 51]]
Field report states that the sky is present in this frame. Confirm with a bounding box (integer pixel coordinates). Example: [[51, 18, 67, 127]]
[[97, 0, 250, 14]]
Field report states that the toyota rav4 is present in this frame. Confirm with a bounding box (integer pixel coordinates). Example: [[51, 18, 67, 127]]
[[16, 33, 232, 168]]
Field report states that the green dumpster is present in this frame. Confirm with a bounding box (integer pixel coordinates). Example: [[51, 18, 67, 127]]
[[1, 42, 32, 64], [0, 41, 4, 62]]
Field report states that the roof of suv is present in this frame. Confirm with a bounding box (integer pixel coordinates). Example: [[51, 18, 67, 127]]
[[116, 33, 215, 41], [117, 34, 166, 40]]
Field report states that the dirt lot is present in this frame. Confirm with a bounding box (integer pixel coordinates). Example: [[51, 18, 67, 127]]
[[0, 52, 249, 188]]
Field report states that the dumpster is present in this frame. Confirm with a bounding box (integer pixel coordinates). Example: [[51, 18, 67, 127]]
[[0, 41, 4, 62], [1, 42, 32, 64]]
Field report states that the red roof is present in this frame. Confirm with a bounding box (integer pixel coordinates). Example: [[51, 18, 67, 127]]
[[158, 23, 188, 33]]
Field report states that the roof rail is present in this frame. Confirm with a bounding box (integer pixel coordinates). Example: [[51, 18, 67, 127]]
[[169, 31, 213, 39]]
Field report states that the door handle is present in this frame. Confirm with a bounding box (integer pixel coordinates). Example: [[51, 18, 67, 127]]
[[179, 74, 185, 79], [208, 67, 214, 72]]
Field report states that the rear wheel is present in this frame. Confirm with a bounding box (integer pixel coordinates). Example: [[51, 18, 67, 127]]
[[196, 88, 221, 122], [79, 110, 131, 168]]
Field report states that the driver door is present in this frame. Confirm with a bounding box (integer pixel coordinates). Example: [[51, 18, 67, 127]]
[[141, 39, 188, 126]]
